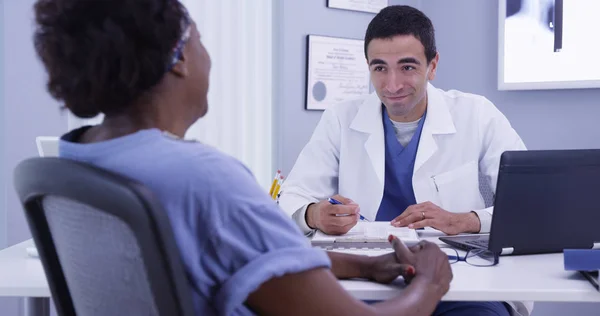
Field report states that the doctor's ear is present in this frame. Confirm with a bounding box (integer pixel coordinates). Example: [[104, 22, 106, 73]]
[[427, 53, 439, 81]]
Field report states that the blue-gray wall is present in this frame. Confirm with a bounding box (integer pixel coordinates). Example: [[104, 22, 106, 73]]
[[1, 1, 66, 314], [274, 0, 600, 174], [1, 0, 6, 250], [420, 0, 600, 152], [3, 0, 67, 248]]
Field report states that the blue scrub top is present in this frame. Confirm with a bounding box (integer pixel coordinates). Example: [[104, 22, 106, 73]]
[[376, 107, 426, 221]]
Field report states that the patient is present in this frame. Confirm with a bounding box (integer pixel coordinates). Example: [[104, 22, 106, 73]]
[[33, 0, 452, 315]]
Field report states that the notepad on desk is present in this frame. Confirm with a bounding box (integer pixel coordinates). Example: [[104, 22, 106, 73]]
[[311, 221, 420, 249]]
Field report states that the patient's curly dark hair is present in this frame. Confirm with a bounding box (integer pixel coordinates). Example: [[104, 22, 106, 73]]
[[33, 0, 185, 118]]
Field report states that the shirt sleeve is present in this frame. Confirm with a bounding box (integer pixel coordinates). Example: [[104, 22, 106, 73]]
[[291, 204, 316, 235], [192, 154, 331, 315], [278, 108, 342, 218], [477, 98, 527, 233], [473, 207, 493, 233]]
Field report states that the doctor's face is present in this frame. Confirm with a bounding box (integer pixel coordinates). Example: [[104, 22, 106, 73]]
[[367, 35, 438, 121]]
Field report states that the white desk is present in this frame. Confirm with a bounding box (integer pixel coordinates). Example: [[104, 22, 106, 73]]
[[1, 234, 599, 316], [331, 230, 600, 303], [0, 239, 50, 316]]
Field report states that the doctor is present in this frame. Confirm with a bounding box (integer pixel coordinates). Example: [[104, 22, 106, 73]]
[[279, 6, 526, 237], [280, 5, 532, 316]]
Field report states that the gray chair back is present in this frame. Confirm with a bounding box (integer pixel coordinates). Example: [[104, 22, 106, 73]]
[[479, 172, 495, 208], [14, 158, 195, 316]]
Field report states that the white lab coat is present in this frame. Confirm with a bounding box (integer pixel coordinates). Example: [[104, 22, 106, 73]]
[[280, 83, 527, 231], [279, 83, 532, 315]]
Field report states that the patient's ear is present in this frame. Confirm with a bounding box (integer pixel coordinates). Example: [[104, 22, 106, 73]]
[[169, 52, 189, 78]]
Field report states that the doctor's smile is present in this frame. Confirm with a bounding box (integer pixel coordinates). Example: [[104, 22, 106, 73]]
[[384, 94, 411, 101]]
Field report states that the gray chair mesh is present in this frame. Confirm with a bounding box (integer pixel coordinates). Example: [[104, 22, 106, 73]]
[[479, 172, 495, 208], [42, 196, 159, 316]]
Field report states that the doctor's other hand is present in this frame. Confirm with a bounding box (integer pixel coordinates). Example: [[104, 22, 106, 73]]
[[390, 201, 480, 235], [306, 194, 359, 235]]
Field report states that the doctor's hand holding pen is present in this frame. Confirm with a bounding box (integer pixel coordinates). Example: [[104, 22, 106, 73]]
[[305, 194, 362, 235]]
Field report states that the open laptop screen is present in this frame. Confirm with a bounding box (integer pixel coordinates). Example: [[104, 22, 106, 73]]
[[35, 136, 59, 157]]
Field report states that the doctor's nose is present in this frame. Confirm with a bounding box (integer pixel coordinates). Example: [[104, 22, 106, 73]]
[[384, 73, 405, 94]]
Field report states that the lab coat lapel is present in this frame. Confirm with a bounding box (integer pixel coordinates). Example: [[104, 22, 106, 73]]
[[349, 93, 385, 186], [414, 83, 457, 173]]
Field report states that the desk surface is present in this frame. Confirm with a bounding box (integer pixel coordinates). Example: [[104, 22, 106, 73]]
[[1, 234, 599, 303], [0, 240, 50, 297], [331, 229, 600, 303]]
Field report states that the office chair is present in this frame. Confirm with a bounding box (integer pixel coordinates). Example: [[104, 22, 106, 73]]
[[13, 157, 195, 316], [479, 172, 495, 208]]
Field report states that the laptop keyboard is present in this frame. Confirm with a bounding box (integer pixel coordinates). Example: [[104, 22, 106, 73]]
[[465, 239, 489, 248]]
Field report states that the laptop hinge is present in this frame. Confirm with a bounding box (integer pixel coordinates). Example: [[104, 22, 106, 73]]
[[501, 247, 514, 255], [592, 242, 600, 250]]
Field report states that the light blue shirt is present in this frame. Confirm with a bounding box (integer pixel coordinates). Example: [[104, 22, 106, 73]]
[[59, 127, 331, 315]]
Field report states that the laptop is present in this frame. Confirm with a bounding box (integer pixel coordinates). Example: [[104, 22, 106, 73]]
[[440, 149, 600, 255], [28, 137, 60, 257], [35, 136, 59, 157]]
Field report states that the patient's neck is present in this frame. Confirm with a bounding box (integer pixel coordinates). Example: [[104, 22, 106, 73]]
[[78, 104, 188, 144]]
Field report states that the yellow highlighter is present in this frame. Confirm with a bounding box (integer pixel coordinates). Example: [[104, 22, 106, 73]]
[[268, 170, 281, 197]]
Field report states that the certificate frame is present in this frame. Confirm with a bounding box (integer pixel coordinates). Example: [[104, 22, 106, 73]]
[[305, 34, 371, 111], [326, 0, 389, 14]]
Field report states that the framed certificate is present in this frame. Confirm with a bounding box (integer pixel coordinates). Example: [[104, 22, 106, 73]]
[[305, 35, 371, 111], [327, 0, 388, 14]]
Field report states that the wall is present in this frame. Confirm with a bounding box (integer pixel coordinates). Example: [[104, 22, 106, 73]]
[[3, 0, 67, 247], [1, 0, 6, 250], [419, 0, 600, 152], [273, 0, 418, 174], [2, 1, 66, 314]]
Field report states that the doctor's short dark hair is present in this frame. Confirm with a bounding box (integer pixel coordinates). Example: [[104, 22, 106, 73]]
[[33, 0, 186, 118], [364, 5, 437, 63]]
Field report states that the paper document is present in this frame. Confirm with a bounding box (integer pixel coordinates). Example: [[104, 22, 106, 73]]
[[312, 221, 420, 247]]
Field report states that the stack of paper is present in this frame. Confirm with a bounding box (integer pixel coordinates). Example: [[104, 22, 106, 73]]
[[311, 221, 420, 248]]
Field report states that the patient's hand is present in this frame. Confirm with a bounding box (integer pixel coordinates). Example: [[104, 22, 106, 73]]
[[306, 194, 360, 235], [391, 237, 453, 297], [390, 201, 480, 235], [366, 252, 416, 284]]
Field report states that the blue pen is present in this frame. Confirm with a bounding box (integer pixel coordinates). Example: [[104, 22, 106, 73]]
[[328, 197, 369, 221]]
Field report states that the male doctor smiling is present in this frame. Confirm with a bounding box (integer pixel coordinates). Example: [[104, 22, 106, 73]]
[[279, 6, 526, 238]]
